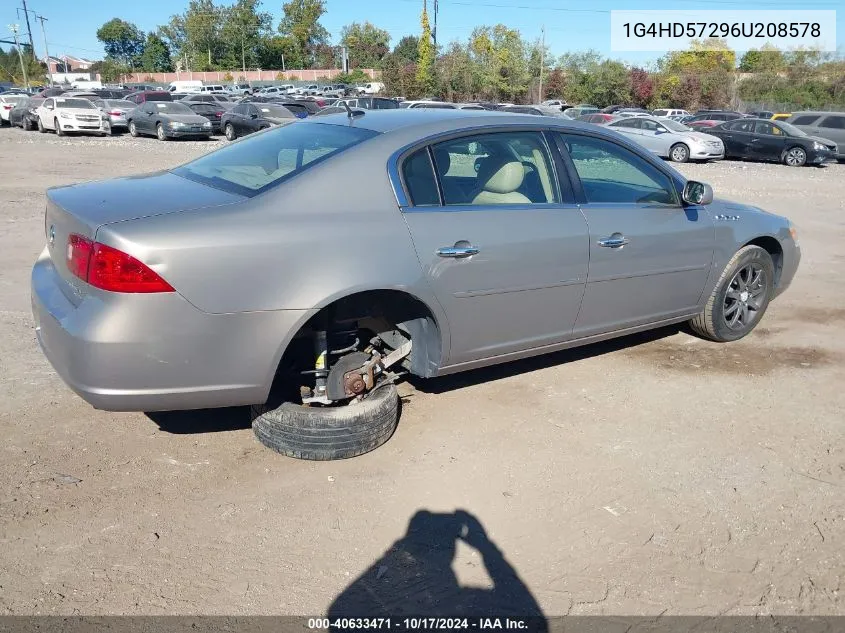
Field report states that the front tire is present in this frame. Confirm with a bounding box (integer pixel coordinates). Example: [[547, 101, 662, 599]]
[[54, 119, 64, 136], [156, 123, 167, 141], [37, 117, 46, 133], [689, 245, 775, 342], [224, 123, 236, 141], [784, 146, 807, 167], [251, 384, 400, 461], [129, 121, 138, 137], [670, 143, 690, 163]]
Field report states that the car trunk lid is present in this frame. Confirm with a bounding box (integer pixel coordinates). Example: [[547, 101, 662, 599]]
[[44, 171, 244, 302]]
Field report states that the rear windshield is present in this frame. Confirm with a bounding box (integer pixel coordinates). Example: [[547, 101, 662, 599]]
[[258, 105, 294, 118], [172, 122, 378, 197]]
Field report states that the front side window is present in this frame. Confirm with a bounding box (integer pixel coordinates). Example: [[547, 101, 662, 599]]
[[562, 134, 679, 206], [640, 119, 659, 132], [755, 121, 783, 136], [431, 131, 559, 205], [402, 149, 440, 206], [173, 122, 377, 197]]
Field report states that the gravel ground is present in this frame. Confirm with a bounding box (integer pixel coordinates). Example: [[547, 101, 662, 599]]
[[0, 127, 843, 617]]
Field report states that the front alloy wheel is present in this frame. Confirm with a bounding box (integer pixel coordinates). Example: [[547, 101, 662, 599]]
[[156, 123, 167, 141], [670, 143, 690, 163], [225, 123, 236, 141], [784, 147, 807, 167], [723, 264, 767, 331], [129, 121, 138, 137]]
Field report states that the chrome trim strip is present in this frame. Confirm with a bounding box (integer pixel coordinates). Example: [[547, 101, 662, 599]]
[[453, 278, 584, 298], [590, 264, 710, 283]]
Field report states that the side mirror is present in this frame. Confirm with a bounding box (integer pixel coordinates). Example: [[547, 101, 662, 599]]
[[250, 113, 258, 119], [682, 181, 713, 206]]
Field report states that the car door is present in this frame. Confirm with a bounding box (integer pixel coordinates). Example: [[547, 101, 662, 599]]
[[138, 102, 155, 133], [399, 130, 590, 366], [558, 133, 714, 337], [717, 119, 753, 157], [228, 104, 247, 133], [37, 98, 52, 128], [750, 121, 788, 161], [638, 118, 671, 155]]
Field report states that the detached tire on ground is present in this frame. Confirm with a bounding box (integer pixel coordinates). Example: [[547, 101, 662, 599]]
[[251, 384, 400, 460]]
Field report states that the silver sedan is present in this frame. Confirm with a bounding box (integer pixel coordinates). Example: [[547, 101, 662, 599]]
[[31, 110, 799, 460], [608, 116, 725, 162]]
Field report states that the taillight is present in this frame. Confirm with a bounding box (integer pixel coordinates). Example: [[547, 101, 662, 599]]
[[108, 110, 122, 116], [215, 111, 223, 117], [66, 233, 174, 293], [2, 105, 12, 110]]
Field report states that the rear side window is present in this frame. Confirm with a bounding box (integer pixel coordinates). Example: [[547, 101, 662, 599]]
[[402, 149, 440, 206], [820, 116, 845, 129], [790, 115, 820, 126], [731, 120, 754, 132], [562, 134, 679, 207], [173, 122, 377, 197]]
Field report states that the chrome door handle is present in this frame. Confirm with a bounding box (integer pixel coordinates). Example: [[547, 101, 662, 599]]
[[597, 236, 629, 248], [436, 246, 480, 258]]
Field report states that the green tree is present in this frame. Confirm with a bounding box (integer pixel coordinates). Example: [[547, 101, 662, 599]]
[[278, 0, 330, 69], [96, 18, 145, 69], [0, 47, 46, 86], [90, 59, 127, 83], [220, 0, 273, 71], [739, 45, 785, 73], [158, 15, 188, 67], [184, 0, 224, 69], [257, 35, 297, 70], [392, 35, 419, 65], [139, 33, 173, 72], [340, 22, 390, 69], [416, 3, 435, 94]]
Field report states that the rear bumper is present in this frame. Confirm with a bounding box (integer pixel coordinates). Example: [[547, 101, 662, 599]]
[[31, 247, 314, 411]]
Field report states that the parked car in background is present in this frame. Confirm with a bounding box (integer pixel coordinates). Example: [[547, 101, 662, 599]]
[[652, 108, 690, 118], [608, 116, 724, 163], [402, 100, 458, 109], [183, 102, 228, 134], [687, 111, 745, 123], [0, 93, 27, 125], [180, 93, 232, 105], [36, 87, 66, 98], [335, 97, 399, 110], [577, 113, 616, 125], [706, 118, 838, 166], [9, 96, 43, 130], [771, 113, 792, 121], [91, 98, 135, 133], [501, 104, 572, 118], [227, 84, 252, 95], [542, 99, 568, 109], [35, 97, 110, 136], [688, 120, 721, 129], [30, 109, 801, 460], [321, 84, 350, 97], [197, 85, 226, 94], [125, 90, 172, 105], [747, 110, 774, 119], [357, 82, 385, 95], [168, 81, 202, 93], [297, 84, 319, 96], [127, 101, 212, 141], [564, 106, 600, 117], [221, 102, 295, 140], [256, 85, 290, 96], [615, 108, 651, 118], [785, 111, 845, 161]]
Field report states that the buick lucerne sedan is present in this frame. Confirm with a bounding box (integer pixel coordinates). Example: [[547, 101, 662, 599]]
[[31, 110, 800, 460]]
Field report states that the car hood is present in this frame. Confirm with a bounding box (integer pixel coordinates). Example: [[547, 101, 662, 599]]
[[164, 113, 210, 124], [47, 171, 244, 234], [805, 135, 837, 147], [685, 131, 721, 143], [54, 107, 102, 116]]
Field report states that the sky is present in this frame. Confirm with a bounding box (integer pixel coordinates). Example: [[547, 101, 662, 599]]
[[4, 0, 842, 68]]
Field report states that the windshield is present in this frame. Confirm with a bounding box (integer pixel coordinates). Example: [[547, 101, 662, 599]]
[[257, 105, 294, 118], [776, 121, 807, 137], [173, 122, 377, 197], [661, 119, 691, 132], [153, 102, 194, 114], [56, 98, 95, 109]]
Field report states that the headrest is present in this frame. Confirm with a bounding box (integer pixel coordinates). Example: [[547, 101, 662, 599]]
[[478, 160, 525, 194], [433, 148, 451, 174]]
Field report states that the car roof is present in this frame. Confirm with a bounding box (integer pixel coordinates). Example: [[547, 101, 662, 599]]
[[305, 108, 606, 135]]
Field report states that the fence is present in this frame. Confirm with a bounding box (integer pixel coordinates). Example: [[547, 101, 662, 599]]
[[738, 99, 845, 114], [109, 69, 379, 85]]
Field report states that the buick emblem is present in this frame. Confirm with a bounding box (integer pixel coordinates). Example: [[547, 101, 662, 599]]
[[49, 225, 56, 245]]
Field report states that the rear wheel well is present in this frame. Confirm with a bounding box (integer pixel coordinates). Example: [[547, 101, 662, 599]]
[[266, 290, 442, 404], [744, 236, 783, 287]]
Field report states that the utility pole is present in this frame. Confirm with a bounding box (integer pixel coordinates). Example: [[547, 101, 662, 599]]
[[35, 14, 52, 86], [20, 0, 35, 55], [433, 0, 439, 49], [8, 25, 29, 89], [538, 25, 545, 104]]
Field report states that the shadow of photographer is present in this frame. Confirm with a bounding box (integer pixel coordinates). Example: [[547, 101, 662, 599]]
[[328, 509, 547, 630]]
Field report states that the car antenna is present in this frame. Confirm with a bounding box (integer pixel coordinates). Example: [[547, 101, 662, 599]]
[[341, 100, 364, 119]]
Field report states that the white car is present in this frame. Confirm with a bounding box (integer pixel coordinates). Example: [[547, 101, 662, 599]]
[[36, 96, 110, 137], [607, 116, 724, 163], [357, 82, 385, 96], [0, 94, 27, 124], [541, 99, 568, 109], [652, 108, 690, 118]]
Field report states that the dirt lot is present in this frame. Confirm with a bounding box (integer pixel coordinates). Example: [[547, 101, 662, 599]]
[[0, 128, 843, 617]]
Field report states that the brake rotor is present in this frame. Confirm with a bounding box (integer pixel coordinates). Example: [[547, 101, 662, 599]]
[[326, 352, 370, 401]]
